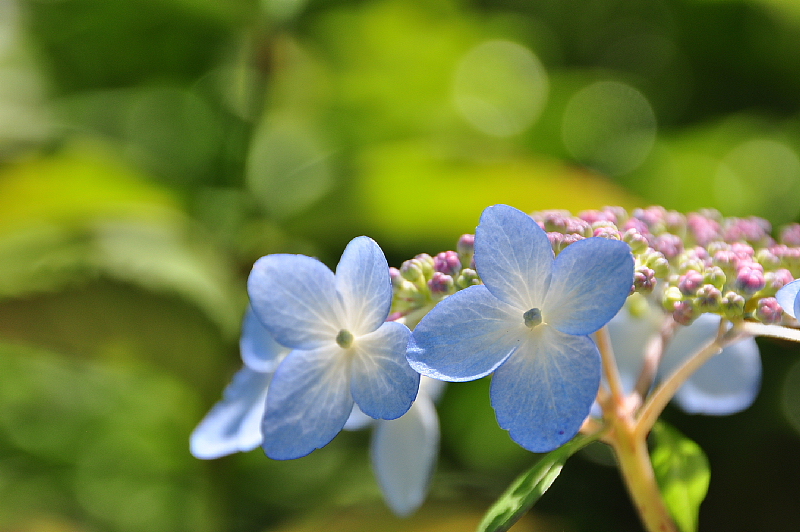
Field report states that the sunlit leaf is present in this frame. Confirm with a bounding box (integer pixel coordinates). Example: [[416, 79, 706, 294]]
[[650, 421, 710, 532], [477, 434, 597, 532], [0, 146, 240, 335], [358, 140, 642, 249]]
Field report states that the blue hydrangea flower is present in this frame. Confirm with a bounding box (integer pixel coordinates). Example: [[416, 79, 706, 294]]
[[407, 204, 634, 452], [191, 306, 441, 516], [190, 307, 290, 459], [248, 236, 420, 460], [777, 279, 800, 320], [607, 306, 761, 415]]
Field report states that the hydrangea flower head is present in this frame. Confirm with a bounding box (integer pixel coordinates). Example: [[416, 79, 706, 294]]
[[408, 204, 634, 452], [248, 236, 420, 459]]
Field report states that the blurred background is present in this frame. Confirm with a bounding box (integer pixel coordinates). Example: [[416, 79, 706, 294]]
[[2, 0, 800, 530]]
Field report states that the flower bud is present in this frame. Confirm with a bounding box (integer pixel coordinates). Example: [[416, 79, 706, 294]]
[[703, 266, 726, 289], [455, 268, 480, 289], [720, 291, 745, 320], [434, 250, 462, 277], [678, 270, 704, 296], [735, 264, 766, 295], [694, 284, 722, 312], [672, 300, 697, 326], [428, 272, 454, 296], [623, 228, 649, 254], [754, 297, 782, 324], [400, 259, 424, 282], [663, 286, 684, 312], [457, 234, 475, 266]]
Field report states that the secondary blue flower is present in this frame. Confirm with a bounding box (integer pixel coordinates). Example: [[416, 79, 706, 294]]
[[408, 204, 634, 452], [248, 236, 420, 460], [190, 307, 290, 459], [345, 377, 445, 517], [607, 306, 761, 415]]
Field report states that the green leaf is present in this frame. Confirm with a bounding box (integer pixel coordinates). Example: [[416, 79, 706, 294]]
[[650, 422, 711, 532], [477, 434, 597, 532]]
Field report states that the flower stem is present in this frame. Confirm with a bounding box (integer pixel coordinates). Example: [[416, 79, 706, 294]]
[[739, 322, 800, 342], [635, 319, 743, 438], [595, 326, 626, 403], [608, 414, 679, 532]]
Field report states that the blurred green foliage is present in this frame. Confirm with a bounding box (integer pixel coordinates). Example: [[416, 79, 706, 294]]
[[3, 0, 800, 530]]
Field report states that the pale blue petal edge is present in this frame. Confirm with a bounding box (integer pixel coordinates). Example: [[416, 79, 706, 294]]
[[776, 279, 800, 319], [491, 326, 601, 452], [261, 345, 354, 460], [407, 285, 523, 382], [350, 321, 418, 420], [371, 392, 439, 517], [474, 204, 554, 310], [248, 254, 342, 350], [335, 236, 393, 336], [240, 305, 292, 372], [544, 237, 634, 335], [343, 404, 373, 431], [190, 366, 271, 459], [660, 314, 762, 415]]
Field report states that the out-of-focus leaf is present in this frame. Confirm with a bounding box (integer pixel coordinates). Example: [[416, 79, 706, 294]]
[[357, 140, 642, 248], [477, 434, 597, 532], [0, 341, 218, 532], [27, 0, 243, 92], [650, 421, 710, 532], [0, 145, 240, 335]]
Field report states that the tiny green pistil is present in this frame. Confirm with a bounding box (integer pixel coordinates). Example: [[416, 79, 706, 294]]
[[523, 308, 543, 328], [336, 329, 354, 348]]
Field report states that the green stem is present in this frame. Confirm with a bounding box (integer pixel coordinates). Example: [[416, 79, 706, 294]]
[[595, 325, 626, 403], [739, 322, 800, 342], [609, 415, 679, 532], [635, 320, 742, 438]]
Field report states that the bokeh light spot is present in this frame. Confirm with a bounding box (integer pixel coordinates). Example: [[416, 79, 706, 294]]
[[453, 39, 549, 137], [561, 80, 657, 176], [246, 116, 333, 219], [714, 139, 800, 223]]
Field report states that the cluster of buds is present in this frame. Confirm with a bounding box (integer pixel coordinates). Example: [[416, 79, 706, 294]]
[[389, 206, 800, 327], [389, 234, 480, 320]]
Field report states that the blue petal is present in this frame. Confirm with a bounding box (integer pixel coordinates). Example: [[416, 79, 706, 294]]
[[659, 314, 761, 415], [248, 254, 343, 349], [351, 321, 419, 420], [776, 279, 800, 319], [261, 345, 353, 460], [407, 285, 523, 381], [491, 325, 601, 452], [240, 306, 292, 372], [335, 236, 393, 335], [371, 392, 439, 517], [543, 237, 634, 335], [474, 204, 554, 310], [190, 366, 271, 459]]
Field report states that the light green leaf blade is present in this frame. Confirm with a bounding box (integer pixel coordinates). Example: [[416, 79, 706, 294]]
[[477, 434, 597, 532], [650, 422, 711, 532]]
